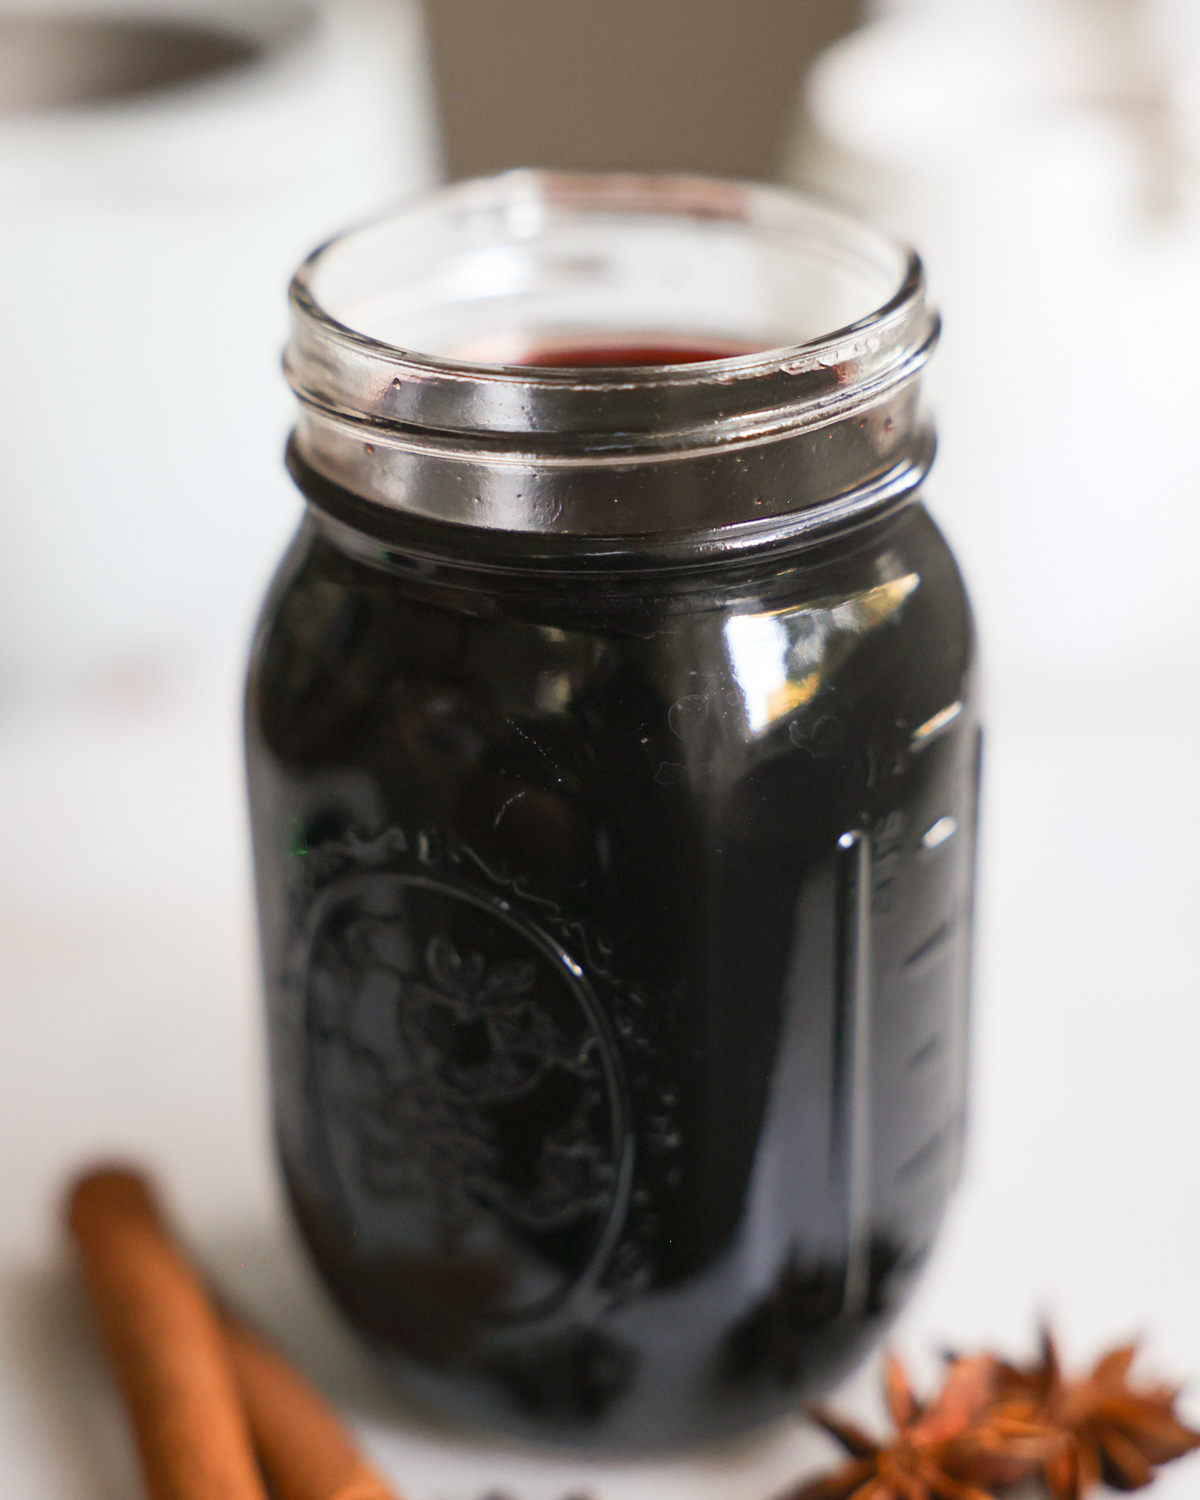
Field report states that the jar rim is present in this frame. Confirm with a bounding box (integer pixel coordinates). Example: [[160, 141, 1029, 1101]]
[[293, 170, 923, 365], [284, 171, 939, 538]]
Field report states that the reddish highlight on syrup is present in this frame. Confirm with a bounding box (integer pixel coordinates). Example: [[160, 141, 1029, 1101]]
[[518, 340, 760, 368]]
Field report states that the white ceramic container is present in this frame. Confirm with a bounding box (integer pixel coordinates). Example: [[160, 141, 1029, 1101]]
[[784, 2, 1200, 696], [0, 0, 439, 686]]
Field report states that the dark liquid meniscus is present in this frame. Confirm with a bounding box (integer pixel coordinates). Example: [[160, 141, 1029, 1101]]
[[518, 340, 762, 367]]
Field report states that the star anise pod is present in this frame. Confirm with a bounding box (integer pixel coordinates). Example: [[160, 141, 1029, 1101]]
[[935, 1369, 1062, 1492], [989, 1329, 1200, 1497], [780, 1353, 1023, 1500]]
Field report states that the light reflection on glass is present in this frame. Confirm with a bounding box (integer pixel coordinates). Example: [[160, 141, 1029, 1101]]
[[921, 814, 958, 850], [725, 573, 920, 737], [911, 700, 963, 751]]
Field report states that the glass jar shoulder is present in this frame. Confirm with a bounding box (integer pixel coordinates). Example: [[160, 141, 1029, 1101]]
[[247, 497, 974, 786]]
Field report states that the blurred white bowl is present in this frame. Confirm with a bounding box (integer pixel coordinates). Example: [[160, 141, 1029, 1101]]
[[784, 5, 1200, 697], [0, 0, 439, 688]]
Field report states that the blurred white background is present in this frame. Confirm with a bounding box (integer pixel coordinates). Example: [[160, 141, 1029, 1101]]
[[787, 0, 1200, 695], [0, 0, 436, 687], [1, 2, 1198, 1497]]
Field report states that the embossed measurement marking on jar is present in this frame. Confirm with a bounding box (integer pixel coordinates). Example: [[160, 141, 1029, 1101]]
[[921, 814, 958, 850], [910, 701, 963, 751], [836, 828, 873, 1316]]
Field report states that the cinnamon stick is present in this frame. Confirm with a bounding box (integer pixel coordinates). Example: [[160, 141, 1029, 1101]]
[[67, 1166, 268, 1500], [222, 1312, 398, 1500]]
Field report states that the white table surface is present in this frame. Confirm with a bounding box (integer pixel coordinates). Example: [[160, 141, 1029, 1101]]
[[2, 655, 1198, 1499]]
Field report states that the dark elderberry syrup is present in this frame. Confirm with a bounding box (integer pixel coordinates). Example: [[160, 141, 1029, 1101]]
[[519, 341, 759, 367], [247, 174, 979, 1451]]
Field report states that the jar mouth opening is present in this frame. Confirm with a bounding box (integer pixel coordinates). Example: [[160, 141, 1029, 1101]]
[[290, 170, 925, 400]]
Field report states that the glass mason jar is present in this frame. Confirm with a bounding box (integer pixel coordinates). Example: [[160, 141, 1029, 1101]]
[[246, 172, 980, 1451]]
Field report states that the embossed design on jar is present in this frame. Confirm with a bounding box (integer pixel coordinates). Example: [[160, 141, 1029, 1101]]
[[303, 868, 632, 1325]]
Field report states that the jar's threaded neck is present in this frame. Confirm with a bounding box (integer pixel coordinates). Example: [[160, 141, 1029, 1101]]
[[285, 171, 939, 540]]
